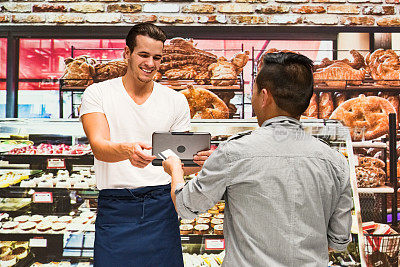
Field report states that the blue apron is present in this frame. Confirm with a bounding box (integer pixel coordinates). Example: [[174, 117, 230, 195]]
[[94, 184, 184, 267]]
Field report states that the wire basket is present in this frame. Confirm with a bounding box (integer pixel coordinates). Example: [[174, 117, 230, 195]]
[[364, 233, 400, 266]]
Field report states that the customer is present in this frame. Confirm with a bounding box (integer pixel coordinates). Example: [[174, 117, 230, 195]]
[[163, 52, 353, 266], [80, 23, 209, 267]]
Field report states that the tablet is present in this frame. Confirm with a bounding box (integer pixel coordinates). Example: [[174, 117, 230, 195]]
[[152, 131, 211, 166]]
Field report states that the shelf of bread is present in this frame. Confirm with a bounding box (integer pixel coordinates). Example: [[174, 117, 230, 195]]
[[0, 211, 96, 235]]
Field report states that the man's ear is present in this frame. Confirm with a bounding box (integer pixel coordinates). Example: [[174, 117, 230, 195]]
[[261, 88, 273, 108], [123, 46, 130, 59]]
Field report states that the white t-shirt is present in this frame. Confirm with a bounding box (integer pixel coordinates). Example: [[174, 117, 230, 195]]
[[79, 77, 191, 189]]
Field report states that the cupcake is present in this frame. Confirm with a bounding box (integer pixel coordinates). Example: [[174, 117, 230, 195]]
[[214, 214, 224, 220], [180, 219, 195, 226], [196, 218, 210, 226], [193, 224, 209, 235], [57, 170, 69, 176], [217, 203, 225, 212], [179, 224, 193, 235], [213, 224, 223, 235], [210, 218, 224, 228], [198, 213, 212, 219], [208, 206, 219, 215]]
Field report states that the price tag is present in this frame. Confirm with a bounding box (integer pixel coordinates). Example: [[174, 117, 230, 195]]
[[33, 192, 53, 203], [205, 239, 225, 250], [47, 158, 66, 169], [29, 238, 47, 247]]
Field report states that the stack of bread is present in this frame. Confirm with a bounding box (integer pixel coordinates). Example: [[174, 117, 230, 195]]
[[61, 56, 127, 86], [160, 38, 249, 87]]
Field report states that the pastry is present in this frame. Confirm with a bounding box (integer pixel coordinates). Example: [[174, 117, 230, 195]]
[[14, 215, 29, 224], [193, 224, 209, 235], [61, 55, 96, 87], [198, 213, 212, 219], [0, 246, 11, 257], [13, 241, 28, 249], [303, 93, 318, 118], [210, 218, 224, 228], [1, 221, 18, 230], [318, 92, 334, 119], [179, 224, 193, 235], [181, 85, 229, 119], [213, 224, 223, 235], [196, 218, 210, 226], [29, 214, 44, 223], [214, 214, 224, 220], [52, 223, 67, 232], [358, 157, 385, 170], [12, 247, 28, 259], [356, 166, 386, 188], [180, 219, 195, 226], [330, 95, 396, 141], [19, 221, 36, 231], [37, 221, 52, 232]]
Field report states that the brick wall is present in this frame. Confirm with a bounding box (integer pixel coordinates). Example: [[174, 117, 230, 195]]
[[0, 0, 399, 26]]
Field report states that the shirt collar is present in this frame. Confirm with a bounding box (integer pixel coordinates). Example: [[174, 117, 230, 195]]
[[261, 116, 302, 128]]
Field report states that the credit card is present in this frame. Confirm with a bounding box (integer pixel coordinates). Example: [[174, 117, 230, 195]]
[[158, 149, 179, 160]]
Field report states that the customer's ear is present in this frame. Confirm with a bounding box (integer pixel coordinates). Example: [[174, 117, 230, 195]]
[[261, 88, 273, 108]]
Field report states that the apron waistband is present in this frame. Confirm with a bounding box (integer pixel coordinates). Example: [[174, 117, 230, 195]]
[[99, 184, 171, 199]]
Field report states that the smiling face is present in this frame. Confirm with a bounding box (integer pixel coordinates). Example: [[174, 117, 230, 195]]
[[124, 34, 163, 84]]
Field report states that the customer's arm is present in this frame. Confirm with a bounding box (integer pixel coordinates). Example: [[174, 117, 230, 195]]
[[81, 113, 156, 168], [327, 156, 353, 251], [163, 145, 230, 219]]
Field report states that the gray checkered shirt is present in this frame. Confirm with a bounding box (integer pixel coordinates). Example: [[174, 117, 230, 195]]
[[175, 116, 352, 267]]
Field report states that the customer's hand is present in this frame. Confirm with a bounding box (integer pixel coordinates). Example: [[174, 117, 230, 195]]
[[126, 142, 156, 168], [193, 149, 214, 167], [163, 156, 184, 176]]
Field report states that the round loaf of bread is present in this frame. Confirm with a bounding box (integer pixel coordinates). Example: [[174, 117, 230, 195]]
[[330, 95, 396, 141]]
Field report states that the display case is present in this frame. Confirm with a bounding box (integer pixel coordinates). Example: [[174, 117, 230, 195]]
[[0, 118, 368, 266]]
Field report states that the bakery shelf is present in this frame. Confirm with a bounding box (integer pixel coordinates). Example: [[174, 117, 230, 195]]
[[357, 186, 395, 194], [352, 141, 387, 149], [0, 153, 94, 173]]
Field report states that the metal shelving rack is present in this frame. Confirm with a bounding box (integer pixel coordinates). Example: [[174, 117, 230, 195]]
[[59, 46, 248, 119]]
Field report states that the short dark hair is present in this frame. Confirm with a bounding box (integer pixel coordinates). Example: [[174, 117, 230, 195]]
[[125, 23, 167, 53], [256, 52, 314, 117]]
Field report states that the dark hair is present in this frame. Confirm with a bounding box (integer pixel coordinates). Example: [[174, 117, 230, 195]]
[[256, 52, 314, 117], [125, 23, 167, 53]]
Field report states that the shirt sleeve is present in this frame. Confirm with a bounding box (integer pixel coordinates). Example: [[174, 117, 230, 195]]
[[79, 84, 104, 118], [327, 155, 353, 251], [175, 143, 231, 219], [170, 93, 191, 132]]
